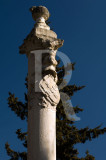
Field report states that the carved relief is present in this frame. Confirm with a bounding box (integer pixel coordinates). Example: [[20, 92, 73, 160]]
[[28, 51, 60, 111], [20, 6, 63, 111]]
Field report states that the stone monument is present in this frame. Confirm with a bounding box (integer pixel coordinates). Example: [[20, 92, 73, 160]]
[[19, 6, 64, 160]]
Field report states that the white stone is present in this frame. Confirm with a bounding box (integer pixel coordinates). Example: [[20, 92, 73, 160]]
[[19, 6, 64, 160]]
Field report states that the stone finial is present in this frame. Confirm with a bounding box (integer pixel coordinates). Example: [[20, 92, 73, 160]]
[[30, 6, 50, 22], [19, 6, 64, 54]]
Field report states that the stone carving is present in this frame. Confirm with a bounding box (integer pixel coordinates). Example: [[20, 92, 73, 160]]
[[20, 6, 64, 160], [42, 50, 58, 82], [29, 6, 50, 22], [19, 6, 64, 54], [39, 74, 60, 110], [20, 6, 63, 111], [28, 50, 59, 111]]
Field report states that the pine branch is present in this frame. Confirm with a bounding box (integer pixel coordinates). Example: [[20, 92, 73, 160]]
[[7, 92, 28, 120], [74, 106, 83, 113], [5, 143, 27, 160], [60, 85, 85, 96], [16, 129, 27, 148]]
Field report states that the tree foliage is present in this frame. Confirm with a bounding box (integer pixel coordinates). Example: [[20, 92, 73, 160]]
[[5, 61, 106, 160]]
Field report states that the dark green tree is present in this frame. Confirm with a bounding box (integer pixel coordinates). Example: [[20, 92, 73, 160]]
[[5, 59, 106, 160]]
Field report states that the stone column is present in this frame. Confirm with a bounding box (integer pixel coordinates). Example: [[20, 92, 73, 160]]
[[19, 6, 64, 160]]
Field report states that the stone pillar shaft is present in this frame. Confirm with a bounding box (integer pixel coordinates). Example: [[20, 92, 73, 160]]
[[28, 103, 56, 160], [19, 6, 64, 160], [27, 51, 57, 160]]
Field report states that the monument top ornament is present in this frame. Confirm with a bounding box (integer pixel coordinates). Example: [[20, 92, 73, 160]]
[[19, 6, 64, 54], [30, 6, 50, 21]]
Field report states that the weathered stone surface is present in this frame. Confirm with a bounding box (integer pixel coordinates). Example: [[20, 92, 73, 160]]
[[28, 51, 60, 111], [19, 27, 63, 53], [19, 6, 64, 54], [30, 6, 50, 21], [20, 6, 64, 160]]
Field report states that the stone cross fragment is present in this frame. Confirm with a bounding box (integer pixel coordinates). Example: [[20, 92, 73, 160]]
[[19, 6, 64, 160]]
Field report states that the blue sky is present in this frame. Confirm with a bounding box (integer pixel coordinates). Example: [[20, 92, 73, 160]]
[[0, 0, 106, 159]]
